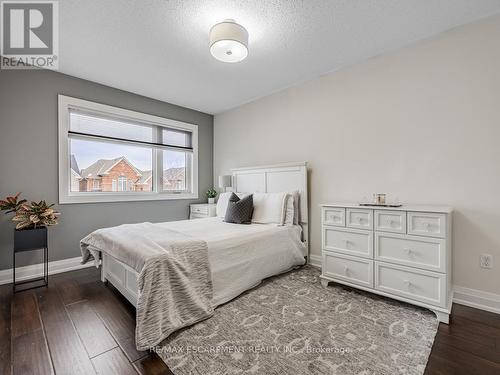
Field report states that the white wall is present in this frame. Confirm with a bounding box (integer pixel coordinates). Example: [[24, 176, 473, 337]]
[[214, 14, 500, 295]]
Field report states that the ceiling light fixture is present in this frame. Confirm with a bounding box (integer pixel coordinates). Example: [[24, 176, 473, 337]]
[[209, 19, 248, 63]]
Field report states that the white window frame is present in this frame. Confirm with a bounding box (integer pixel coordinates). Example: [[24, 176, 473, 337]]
[[118, 176, 127, 192], [58, 95, 199, 204]]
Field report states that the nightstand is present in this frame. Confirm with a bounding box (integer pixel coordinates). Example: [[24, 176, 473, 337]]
[[190, 203, 217, 219]]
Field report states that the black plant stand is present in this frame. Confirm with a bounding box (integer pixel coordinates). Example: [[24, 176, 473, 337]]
[[13, 227, 49, 293]]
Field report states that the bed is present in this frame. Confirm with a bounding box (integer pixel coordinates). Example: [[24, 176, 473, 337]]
[[82, 162, 309, 349], [101, 217, 306, 305]]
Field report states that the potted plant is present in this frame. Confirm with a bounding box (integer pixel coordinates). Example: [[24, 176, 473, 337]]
[[0, 193, 60, 252], [206, 188, 217, 204]]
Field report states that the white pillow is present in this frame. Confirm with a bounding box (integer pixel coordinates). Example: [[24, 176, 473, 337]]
[[283, 194, 295, 226], [216, 192, 233, 218], [252, 192, 288, 224], [289, 190, 301, 225]]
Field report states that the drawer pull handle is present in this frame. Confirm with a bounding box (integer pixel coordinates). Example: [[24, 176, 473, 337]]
[[343, 266, 349, 274], [344, 239, 350, 248], [357, 217, 363, 223], [403, 279, 412, 287], [426, 223, 432, 230], [405, 248, 412, 255]]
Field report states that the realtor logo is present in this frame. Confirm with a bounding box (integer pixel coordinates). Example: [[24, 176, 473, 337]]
[[1, 1, 58, 69]]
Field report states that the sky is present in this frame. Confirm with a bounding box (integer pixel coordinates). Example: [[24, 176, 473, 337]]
[[70, 111, 188, 172], [71, 138, 185, 171]]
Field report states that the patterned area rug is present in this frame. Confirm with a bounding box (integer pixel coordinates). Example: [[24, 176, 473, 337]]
[[157, 266, 438, 375]]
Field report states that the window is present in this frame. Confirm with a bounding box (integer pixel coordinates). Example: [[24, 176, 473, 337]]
[[92, 179, 101, 191], [118, 176, 127, 192], [58, 95, 198, 204]]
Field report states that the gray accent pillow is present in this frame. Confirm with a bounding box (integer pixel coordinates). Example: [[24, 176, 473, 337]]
[[224, 193, 253, 224]]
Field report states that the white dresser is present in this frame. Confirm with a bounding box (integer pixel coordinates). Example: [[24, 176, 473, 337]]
[[320, 203, 452, 323]]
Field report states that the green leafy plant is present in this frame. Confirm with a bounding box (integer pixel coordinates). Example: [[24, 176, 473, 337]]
[[0, 193, 60, 230], [206, 188, 217, 199]]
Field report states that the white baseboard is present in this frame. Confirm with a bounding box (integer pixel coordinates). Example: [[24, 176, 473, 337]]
[[308, 254, 322, 268], [453, 285, 500, 315], [4, 254, 500, 316], [307, 256, 500, 316], [0, 256, 95, 285]]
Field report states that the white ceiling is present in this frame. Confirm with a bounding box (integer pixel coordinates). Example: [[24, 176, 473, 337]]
[[59, 0, 500, 114]]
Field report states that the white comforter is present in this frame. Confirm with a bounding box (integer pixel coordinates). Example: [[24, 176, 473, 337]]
[[157, 217, 306, 306]]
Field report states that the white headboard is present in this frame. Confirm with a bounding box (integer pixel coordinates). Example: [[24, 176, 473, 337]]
[[231, 162, 309, 257]]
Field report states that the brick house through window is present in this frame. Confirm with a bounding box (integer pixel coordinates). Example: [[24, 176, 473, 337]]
[[76, 156, 153, 192], [71, 155, 185, 193], [162, 167, 186, 191]]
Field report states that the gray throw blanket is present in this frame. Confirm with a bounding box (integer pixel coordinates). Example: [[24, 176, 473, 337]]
[[80, 222, 214, 350]]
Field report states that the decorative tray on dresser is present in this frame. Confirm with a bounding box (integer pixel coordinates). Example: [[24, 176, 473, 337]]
[[319, 202, 453, 323]]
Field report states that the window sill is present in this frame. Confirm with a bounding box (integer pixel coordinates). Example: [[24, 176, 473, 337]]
[[59, 192, 199, 204]]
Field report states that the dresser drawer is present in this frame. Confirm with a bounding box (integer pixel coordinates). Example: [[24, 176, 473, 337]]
[[407, 212, 447, 238], [322, 226, 373, 258], [374, 210, 406, 234], [322, 207, 345, 227], [375, 262, 446, 307], [323, 252, 373, 288], [375, 232, 446, 272], [191, 205, 209, 214], [346, 208, 373, 230]]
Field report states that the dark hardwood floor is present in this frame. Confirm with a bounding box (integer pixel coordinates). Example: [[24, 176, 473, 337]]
[[2, 267, 172, 375], [1, 267, 499, 374]]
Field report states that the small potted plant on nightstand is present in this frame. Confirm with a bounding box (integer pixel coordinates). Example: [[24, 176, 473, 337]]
[[206, 188, 217, 204], [0, 193, 60, 292]]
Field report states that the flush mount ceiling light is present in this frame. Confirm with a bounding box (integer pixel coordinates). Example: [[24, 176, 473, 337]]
[[209, 19, 248, 63]]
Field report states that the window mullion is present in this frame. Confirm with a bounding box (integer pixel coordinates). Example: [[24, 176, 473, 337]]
[[154, 127, 163, 193], [186, 152, 192, 194]]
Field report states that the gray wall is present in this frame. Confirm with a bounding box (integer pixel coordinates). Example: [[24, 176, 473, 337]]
[[0, 69, 213, 270]]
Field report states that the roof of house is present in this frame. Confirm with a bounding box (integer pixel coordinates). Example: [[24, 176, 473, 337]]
[[70, 154, 81, 177], [80, 156, 142, 179], [163, 167, 184, 182], [133, 168, 184, 185], [137, 170, 152, 184]]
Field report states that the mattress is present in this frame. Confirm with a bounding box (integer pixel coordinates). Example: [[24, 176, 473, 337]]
[[156, 217, 306, 306]]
